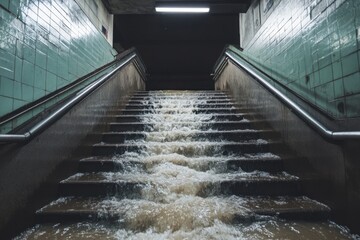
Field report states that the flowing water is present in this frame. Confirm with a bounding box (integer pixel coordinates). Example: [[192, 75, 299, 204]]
[[17, 91, 358, 239]]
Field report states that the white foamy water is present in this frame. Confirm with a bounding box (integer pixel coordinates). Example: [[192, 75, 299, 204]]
[[96, 196, 250, 232], [112, 152, 281, 171], [102, 94, 291, 232], [16, 92, 358, 239], [17, 219, 358, 239], [108, 95, 279, 230], [127, 141, 228, 156], [131, 129, 257, 143]]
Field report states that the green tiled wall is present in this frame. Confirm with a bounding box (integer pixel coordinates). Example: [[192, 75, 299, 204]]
[[0, 0, 116, 117], [241, 0, 360, 118]]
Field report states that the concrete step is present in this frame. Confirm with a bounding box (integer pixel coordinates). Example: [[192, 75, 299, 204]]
[[59, 180, 143, 198], [14, 90, 352, 239], [59, 172, 302, 197], [131, 93, 228, 97], [92, 141, 282, 156], [115, 107, 241, 115], [106, 113, 254, 123], [36, 196, 330, 223], [132, 91, 228, 94], [101, 129, 280, 143], [130, 94, 230, 97], [107, 120, 266, 131], [127, 99, 236, 104], [129, 96, 231, 101], [133, 90, 227, 94], [78, 157, 146, 173], [93, 107, 272, 115], [19, 220, 355, 239], [78, 155, 284, 173], [125, 103, 241, 109]]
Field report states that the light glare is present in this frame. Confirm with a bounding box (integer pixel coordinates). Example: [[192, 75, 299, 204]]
[[155, 7, 210, 13]]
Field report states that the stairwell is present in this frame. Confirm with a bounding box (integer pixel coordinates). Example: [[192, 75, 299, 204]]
[[16, 91, 356, 239]]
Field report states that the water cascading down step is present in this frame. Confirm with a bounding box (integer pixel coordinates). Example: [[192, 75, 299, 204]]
[[17, 91, 357, 239]]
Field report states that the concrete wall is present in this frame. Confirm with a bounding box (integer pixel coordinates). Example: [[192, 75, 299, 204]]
[[239, 0, 360, 119], [215, 61, 360, 233], [0, 0, 116, 118], [0, 62, 145, 238]]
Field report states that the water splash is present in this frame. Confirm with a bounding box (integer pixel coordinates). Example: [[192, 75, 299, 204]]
[[96, 196, 250, 232], [16, 92, 358, 239], [17, 220, 358, 239]]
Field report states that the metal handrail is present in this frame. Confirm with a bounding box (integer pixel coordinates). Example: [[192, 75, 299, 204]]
[[0, 61, 116, 127], [0, 53, 141, 143], [214, 47, 360, 140]]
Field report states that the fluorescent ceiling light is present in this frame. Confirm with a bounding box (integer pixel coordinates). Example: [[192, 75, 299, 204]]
[[155, 7, 210, 13]]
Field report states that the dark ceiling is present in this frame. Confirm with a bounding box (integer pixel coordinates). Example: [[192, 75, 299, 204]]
[[103, 0, 251, 89]]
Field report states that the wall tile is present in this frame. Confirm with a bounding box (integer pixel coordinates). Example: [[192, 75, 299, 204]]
[[340, 31, 357, 57], [47, 54, 57, 74], [332, 60, 343, 80], [23, 44, 36, 63], [34, 65, 45, 89], [13, 80, 21, 99], [21, 60, 34, 86], [330, 98, 346, 118], [13, 99, 25, 111], [16, 39, 23, 58], [1, 34, 16, 55], [0, 0, 116, 120], [0, 49, 15, 79], [343, 72, 360, 95], [342, 51, 359, 76], [0, 0, 9, 9], [21, 83, 33, 101], [313, 70, 321, 87], [241, 0, 360, 118], [46, 71, 57, 92], [346, 93, 360, 117], [56, 77, 68, 89], [334, 78, 345, 98], [0, 76, 14, 97], [33, 87, 45, 99], [35, 49, 46, 69], [0, 95, 13, 116], [319, 65, 333, 84], [9, 0, 20, 16], [14, 56, 22, 82]]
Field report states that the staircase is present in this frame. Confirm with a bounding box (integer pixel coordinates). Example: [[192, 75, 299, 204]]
[[17, 91, 355, 239]]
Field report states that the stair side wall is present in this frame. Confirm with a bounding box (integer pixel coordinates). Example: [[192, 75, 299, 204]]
[[0, 62, 145, 238], [215, 61, 360, 233]]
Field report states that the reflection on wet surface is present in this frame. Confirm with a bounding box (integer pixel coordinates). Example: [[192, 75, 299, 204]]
[[17, 220, 357, 240]]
